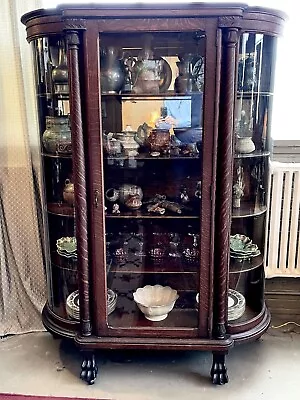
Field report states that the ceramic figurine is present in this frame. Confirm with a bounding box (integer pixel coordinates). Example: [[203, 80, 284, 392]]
[[195, 181, 201, 199], [112, 203, 120, 214], [180, 186, 190, 204]]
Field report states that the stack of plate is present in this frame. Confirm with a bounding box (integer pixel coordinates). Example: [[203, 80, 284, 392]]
[[66, 289, 117, 320], [228, 289, 246, 321], [107, 288, 118, 315], [195, 289, 245, 321], [230, 234, 260, 261], [66, 290, 80, 320], [56, 236, 77, 259]]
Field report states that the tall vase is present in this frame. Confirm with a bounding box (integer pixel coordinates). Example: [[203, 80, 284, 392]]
[[52, 41, 69, 95], [174, 54, 193, 94], [100, 46, 125, 94]]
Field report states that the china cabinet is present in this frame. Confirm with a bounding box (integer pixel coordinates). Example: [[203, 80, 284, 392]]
[[22, 3, 285, 385]]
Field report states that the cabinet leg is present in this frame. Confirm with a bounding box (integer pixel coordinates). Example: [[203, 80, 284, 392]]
[[210, 352, 229, 385], [80, 351, 98, 385]]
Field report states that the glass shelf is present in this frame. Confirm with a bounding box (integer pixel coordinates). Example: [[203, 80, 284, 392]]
[[229, 254, 263, 274], [232, 204, 267, 218], [234, 150, 270, 159], [42, 152, 72, 159], [105, 153, 200, 161], [47, 202, 75, 217], [237, 91, 274, 98], [109, 259, 199, 274], [106, 213, 199, 219], [102, 93, 196, 99]]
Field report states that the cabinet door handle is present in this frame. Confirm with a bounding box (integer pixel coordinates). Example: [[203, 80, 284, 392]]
[[94, 190, 99, 208]]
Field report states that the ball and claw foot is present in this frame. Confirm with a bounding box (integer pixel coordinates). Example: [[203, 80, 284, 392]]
[[210, 353, 229, 385], [80, 353, 98, 385]]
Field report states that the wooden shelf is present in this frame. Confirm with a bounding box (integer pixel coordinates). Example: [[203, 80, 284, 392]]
[[47, 202, 75, 217], [228, 305, 259, 325], [227, 304, 265, 334], [232, 203, 267, 218]]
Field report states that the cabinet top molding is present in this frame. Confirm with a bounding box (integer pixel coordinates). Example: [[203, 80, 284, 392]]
[[21, 3, 286, 28]]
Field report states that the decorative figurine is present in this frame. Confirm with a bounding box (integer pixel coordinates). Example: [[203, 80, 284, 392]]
[[195, 181, 201, 199], [180, 186, 190, 204], [233, 165, 245, 208], [147, 203, 165, 215], [112, 203, 120, 214]]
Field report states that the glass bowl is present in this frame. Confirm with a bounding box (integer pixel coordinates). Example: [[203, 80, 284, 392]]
[[133, 284, 179, 321]]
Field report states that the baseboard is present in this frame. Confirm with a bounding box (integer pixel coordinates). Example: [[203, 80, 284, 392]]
[[265, 278, 300, 321]]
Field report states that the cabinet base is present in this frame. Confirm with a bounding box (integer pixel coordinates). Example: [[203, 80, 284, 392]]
[[231, 306, 271, 344], [42, 303, 79, 339]]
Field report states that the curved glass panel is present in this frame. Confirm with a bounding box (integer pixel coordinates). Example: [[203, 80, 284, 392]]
[[229, 33, 277, 328], [31, 36, 77, 321]]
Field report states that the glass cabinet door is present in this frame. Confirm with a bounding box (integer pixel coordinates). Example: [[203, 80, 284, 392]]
[[99, 31, 206, 332], [229, 33, 277, 330], [32, 36, 78, 322]]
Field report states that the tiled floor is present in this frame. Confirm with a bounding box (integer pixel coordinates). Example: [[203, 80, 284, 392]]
[[0, 320, 299, 400]]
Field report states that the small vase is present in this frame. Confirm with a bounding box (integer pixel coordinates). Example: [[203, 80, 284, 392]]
[[63, 179, 75, 206], [174, 54, 193, 94], [236, 136, 255, 154], [42, 116, 72, 154]]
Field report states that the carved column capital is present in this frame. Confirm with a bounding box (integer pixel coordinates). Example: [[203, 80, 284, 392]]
[[66, 31, 80, 48], [223, 28, 239, 47]]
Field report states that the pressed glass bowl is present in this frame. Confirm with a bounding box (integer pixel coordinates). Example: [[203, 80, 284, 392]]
[[133, 285, 179, 321]]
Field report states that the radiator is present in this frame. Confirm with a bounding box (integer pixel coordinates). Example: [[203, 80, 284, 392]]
[[265, 161, 300, 278]]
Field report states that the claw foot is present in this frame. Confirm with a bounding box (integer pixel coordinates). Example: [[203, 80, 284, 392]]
[[210, 353, 228, 385], [80, 352, 98, 385]]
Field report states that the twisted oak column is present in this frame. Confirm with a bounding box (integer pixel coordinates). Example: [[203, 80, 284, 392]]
[[214, 28, 239, 339], [66, 31, 91, 336]]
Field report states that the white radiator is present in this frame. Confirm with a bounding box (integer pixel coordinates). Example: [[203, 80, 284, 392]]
[[265, 162, 300, 278]]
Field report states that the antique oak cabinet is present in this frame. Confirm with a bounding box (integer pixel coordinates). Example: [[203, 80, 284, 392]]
[[22, 3, 285, 385]]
